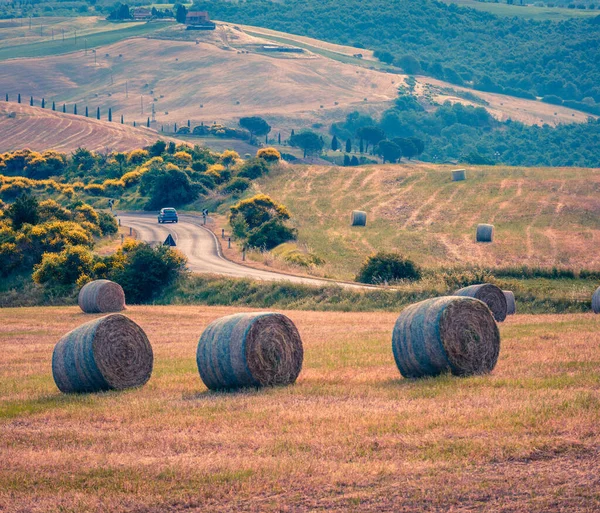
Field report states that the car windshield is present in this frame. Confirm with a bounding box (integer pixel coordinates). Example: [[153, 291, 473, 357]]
[[163, 209, 177, 214]]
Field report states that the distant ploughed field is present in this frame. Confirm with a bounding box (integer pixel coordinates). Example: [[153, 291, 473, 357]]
[[0, 103, 170, 152], [1, 305, 599, 512]]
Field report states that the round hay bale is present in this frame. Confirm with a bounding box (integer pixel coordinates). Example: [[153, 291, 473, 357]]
[[196, 312, 303, 390], [592, 286, 600, 314], [452, 169, 466, 181], [476, 223, 494, 242], [351, 210, 367, 226], [504, 290, 516, 315], [52, 314, 153, 394], [392, 296, 500, 378], [78, 279, 125, 314], [454, 283, 507, 322]]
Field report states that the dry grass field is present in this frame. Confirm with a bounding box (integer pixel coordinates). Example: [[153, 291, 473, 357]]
[[0, 17, 142, 50], [0, 20, 590, 130], [256, 163, 600, 279], [0, 102, 178, 152], [1, 306, 600, 512]]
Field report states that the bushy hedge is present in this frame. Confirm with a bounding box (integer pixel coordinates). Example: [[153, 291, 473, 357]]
[[356, 252, 421, 285]]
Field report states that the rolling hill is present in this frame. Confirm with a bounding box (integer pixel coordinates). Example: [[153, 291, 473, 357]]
[[0, 102, 174, 152], [0, 20, 591, 135], [255, 163, 600, 279]]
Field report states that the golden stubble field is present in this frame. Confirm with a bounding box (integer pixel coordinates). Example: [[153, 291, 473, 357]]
[[257, 163, 600, 279], [0, 103, 178, 153], [0, 20, 590, 132], [1, 305, 600, 512]]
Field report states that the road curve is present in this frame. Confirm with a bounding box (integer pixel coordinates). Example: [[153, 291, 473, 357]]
[[119, 213, 369, 289]]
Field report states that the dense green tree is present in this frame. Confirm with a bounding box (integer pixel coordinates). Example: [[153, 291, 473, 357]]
[[331, 135, 339, 151], [356, 126, 385, 153], [289, 130, 324, 157], [6, 193, 39, 230], [377, 140, 402, 163], [239, 116, 271, 142]]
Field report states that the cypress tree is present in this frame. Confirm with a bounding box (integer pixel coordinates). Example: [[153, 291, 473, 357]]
[[108, 108, 112, 122], [133, 121, 136, 127], [147, 117, 150, 127], [359, 138, 364, 153], [41, 98, 45, 108], [85, 106, 88, 117], [52, 101, 56, 111], [74, 104, 77, 115], [96, 107, 100, 120], [5, 94, 8, 101], [17, 94, 21, 104], [174, 122, 177, 132], [346, 138, 352, 153], [29, 96, 33, 106], [291, 129, 295, 136], [121, 115, 124, 124], [187, 119, 190, 127], [62, 104, 66, 113], [265, 133, 268, 144], [278, 132, 281, 144], [331, 135, 339, 151]]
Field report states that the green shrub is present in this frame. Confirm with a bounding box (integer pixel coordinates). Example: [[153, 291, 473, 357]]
[[230, 194, 290, 230], [223, 177, 251, 194], [6, 193, 39, 229], [32, 245, 94, 288], [142, 167, 201, 210], [237, 158, 268, 179], [110, 241, 187, 303], [97, 211, 118, 235], [356, 252, 421, 284], [247, 218, 297, 250]]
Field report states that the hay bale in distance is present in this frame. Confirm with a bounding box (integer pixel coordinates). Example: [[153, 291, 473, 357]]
[[592, 286, 600, 314], [351, 210, 367, 226], [452, 169, 466, 181], [78, 279, 125, 314], [454, 283, 507, 322], [504, 290, 516, 315], [476, 224, 494, 242], [196, 312, 303, 390], [392, 296, 500, 378], [52, 314, 153, 393]]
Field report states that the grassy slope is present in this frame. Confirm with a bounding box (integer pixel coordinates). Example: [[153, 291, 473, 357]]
[[256, 163, 600, 279], [443, 0, 599, 20], [1, 306, 599, 511], [0, 20, 169, 60]]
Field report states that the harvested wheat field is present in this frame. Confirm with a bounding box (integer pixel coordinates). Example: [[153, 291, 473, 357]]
[[258, 163, 600, 279], [0, 103, 176, 152], [1, 305, 600, 512], [0, 20, 590, 130]]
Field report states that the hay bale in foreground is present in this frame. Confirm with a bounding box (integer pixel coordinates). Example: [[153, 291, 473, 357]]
[[196, 312, 303, 390], [452, 169, 466, 181], [392, 296, 500, 378], [476, 224, 494, 242], [52, 314, 153, 393], [592, 286, 600, 314], [504, 290, 516, 315], [351, 210, 367, 226], [78, 279, 125, 314], [454, 283, 507, 322]]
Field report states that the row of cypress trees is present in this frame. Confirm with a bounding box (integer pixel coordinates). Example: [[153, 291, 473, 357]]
[[3, 94, 125, 124]]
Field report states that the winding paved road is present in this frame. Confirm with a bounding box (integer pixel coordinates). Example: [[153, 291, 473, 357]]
[[119, 213, 368, 289]]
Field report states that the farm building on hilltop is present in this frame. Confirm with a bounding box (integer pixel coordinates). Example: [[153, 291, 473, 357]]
[[133, 8, 152, 21], [185, 11, 216, 30]]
